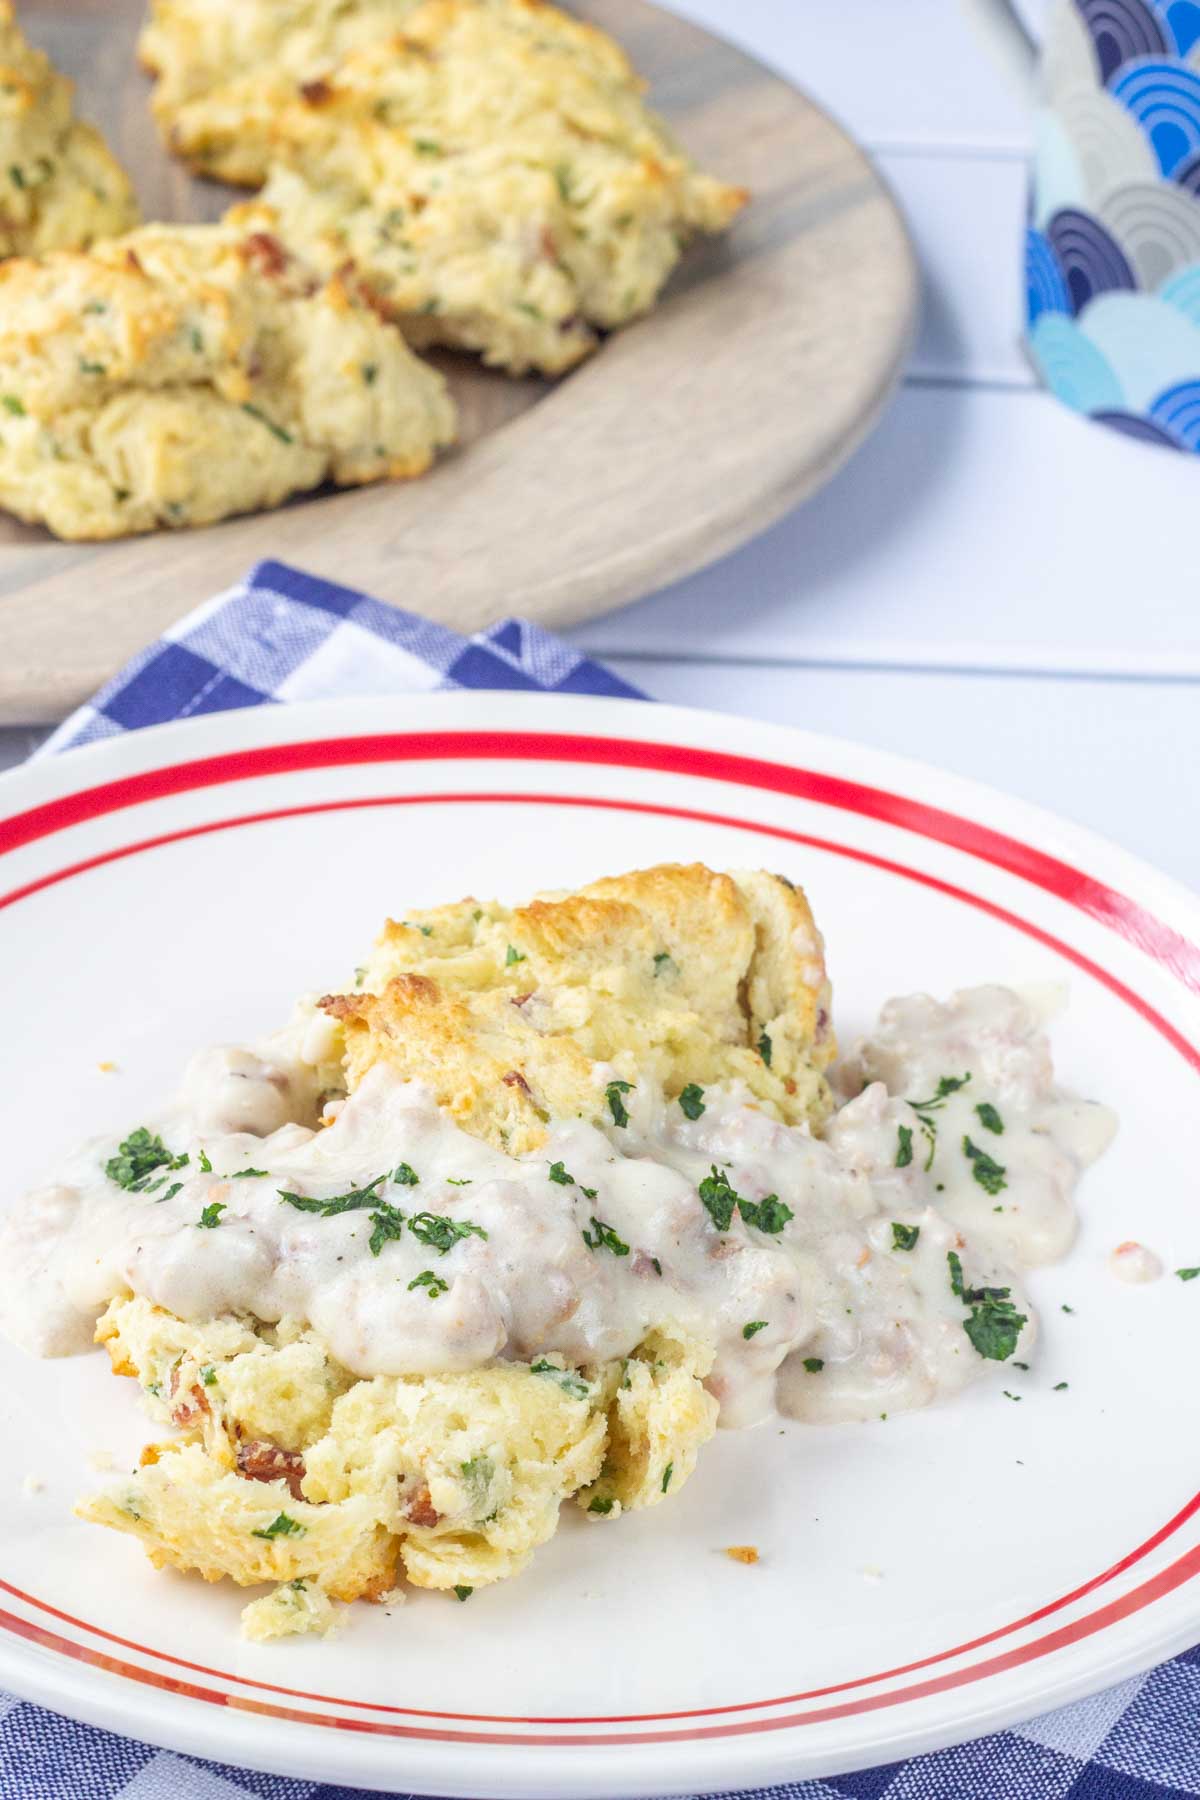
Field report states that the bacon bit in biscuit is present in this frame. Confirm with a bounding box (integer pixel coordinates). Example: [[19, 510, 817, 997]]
[[725, 1545, 759, 1564], [236, 1439, 307, 1501], [502, 1069, 533, 1098], [168, 1363, 210, 1428], [240, 230, 289, 278], [783, 1077, 797, 1095], [403, 1483, 442, 1528], [511, 992, 533, 1007], [299, 77, 332, 105]]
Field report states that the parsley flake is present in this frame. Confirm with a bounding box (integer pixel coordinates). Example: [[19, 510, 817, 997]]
[[581, 1216, 629, 1256], [741, 1193, 794, 1234], [975, 1101, 1004, 1135], [895, 1124, 913, 1168], [105, 1128, 189, 1192], [158, 1181, 184, 1204], [408, 1268, 449, 1298], [963, 1137, 1007, 1196], [392, 1162, 419, 1186], [198, 1149, 213, 1173], [652, 952, 678, 977], [242, 401, 293, 444], [408, 1211, 487, 1255], [547, 1161, 574, 1185], [697, 1164, 738, 1232], [678, 1083, 705, 1120], [505, 944, 525, 966], [1176, 1268, 1200, 1281], [453, 1584, 473, 1601], [947, 1251, 1027, 1361], [757, 1030, 773, 1067], [278, 1174, 388, 1217], [605, 1079, 633, 1128], [530, 1359, 590, 1400], [368, 1202, 406, 1256], [588, 1496, 614, 1515], [200, 1366, 217, 1387], [197, 1201, 226, 1229], [661, 1461, 674, 1492], [1054, 1381, 1069, 1391], [230, 1168, 267, 1179], [891, 1222, 920, 1251], [802, 1357, 824, 1373], [743, 1320, 768, 1339], [251, 1512, 304, 1540]]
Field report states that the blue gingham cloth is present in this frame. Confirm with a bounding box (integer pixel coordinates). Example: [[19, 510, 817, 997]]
[[8, 559, 1196, 1799]]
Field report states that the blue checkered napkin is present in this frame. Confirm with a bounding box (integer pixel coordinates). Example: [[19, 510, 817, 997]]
[[39, 557, 642, 754], [10, 559, 1197, 1798]]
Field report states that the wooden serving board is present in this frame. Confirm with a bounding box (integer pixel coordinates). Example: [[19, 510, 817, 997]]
[[1, 0, 918, 722]]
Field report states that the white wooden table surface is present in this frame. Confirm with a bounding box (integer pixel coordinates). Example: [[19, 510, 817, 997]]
[[2, 0, 1196, 892]]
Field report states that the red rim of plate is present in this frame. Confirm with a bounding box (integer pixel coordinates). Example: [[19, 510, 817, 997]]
[[0, 726, 1196, 1746]]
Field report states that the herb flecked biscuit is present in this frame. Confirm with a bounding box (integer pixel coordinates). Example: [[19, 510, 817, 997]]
[[322, 862, 835, 1155], [0, 1, 138, 257], [0, 220, 455, 539], [149, 0, 746, 374], [81, 1296, 717, 1637], [137, 0, 425, 186]]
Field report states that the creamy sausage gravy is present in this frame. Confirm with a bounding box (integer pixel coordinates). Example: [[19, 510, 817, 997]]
[[0, 985, 1115, 1429]]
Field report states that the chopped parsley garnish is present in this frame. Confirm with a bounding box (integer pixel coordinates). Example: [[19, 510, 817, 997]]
[[697, 1164, 738, 1232], [530, 1360, 590, 1400], [582, 1216, 629, 1256], [453, 1584, 473, 1601], [555, 162, 575, 202], [368, 1202, 406, 1256], [962, 1137, 1007, 1196], [975, 1102, 1004, 1135], [2, 394, 24, 415], [408, 1211, 487, 1255], [1062, 1304, 1075, 1314], [605, 1079, 633, 1128], [802, 1357, 824, 1373], [757, 1030, 773, 1067], [362, 362, 378, 385], [742, 1320, 768, 1339], [580, 1184, 598, 1200], [678, 1083, 705, 1120], [278, 1174, 388, 1216], [353, 967, 366, 988], [1012, 1361, 1029, 1371], [905, 1074, 972, 1169], [895, 1124, 913, 1168], [242, 402, 293, 444], [392, 1162, 419, 1186], [413, 137, 442, 155], [402, 920, 433, 937], [910, 1074, 972, 1110], [697, 1166, 791, 1234], [251, 1512, 303, 1540], [105, 1127, 189, 1192], [408, 1268, 449, 1298], [78, 358, 106, 376], [652, 952, 678, 977], [505, 943, 525, 965], [198, 1149, 213, 1173], [200, 1365, 218, 1386], [587, 1496, 614, 1515], [547, 1161, 574, 1185], [1054, 1381, 1069, 1391], [197, 1201, 226, 1229], [1176, 1267, 1200, 1281], [947, 1250, 1027, 1361], [742, 1194, 794, 1234], [445, 1177, 471, 1186], [661, 1461, 674, 1492], [230, 1167, 268, 1178], [891, 1222, 920, 1252], [1002, 1391, 1021, 1402], [158, 1182, 184, 1204]]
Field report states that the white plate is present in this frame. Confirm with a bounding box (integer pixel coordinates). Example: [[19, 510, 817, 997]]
[[0, 691, 1197, 1798]]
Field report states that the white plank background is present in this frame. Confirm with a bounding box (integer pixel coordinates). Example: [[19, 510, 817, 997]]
[[2, 0, 1197, 892]]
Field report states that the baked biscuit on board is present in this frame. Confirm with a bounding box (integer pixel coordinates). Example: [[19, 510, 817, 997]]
[[0, 1, 138, 256], [324, 862, 835, 1154], [0, 220, 455, 539], [147, 0, 746, 374]]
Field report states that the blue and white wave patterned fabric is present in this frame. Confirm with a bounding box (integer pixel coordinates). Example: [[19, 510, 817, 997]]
[[12, 558, 1200, 1797], [1026, 0, 1200, 448]]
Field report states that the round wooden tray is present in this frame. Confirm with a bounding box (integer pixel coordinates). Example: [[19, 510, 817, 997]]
[[3, 0, 918, 721]]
